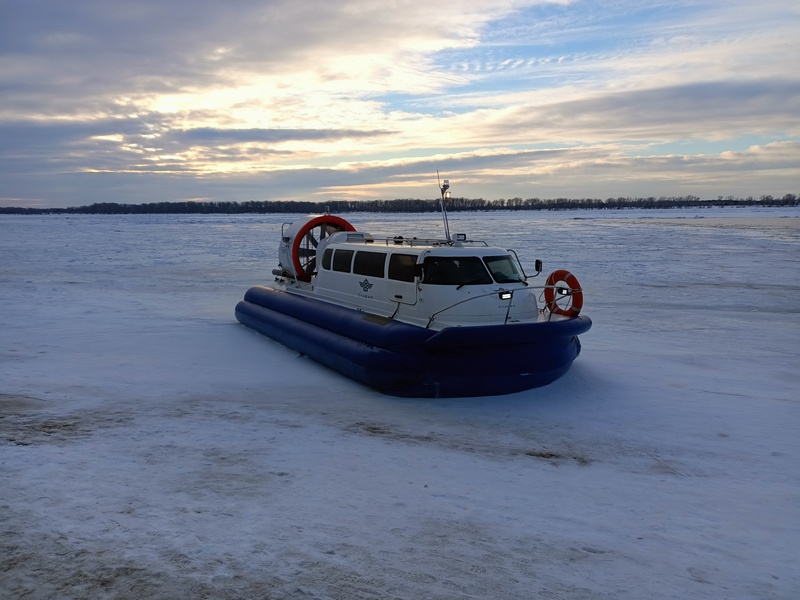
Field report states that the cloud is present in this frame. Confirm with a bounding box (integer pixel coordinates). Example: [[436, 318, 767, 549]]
[[166, 127, 393, 145], [1, 141, 797, 208], [0, 1, 537, 109], [493, 80, 800, 143]]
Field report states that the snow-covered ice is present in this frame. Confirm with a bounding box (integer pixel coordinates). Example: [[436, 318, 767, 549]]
[[1, 208, 798, 599]]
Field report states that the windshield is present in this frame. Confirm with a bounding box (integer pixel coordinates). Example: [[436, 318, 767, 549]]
[[483, 255, 525, 283]]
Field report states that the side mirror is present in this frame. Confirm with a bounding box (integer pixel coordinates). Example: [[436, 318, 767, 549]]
[[413, 264, 424, 279], [534, 259, 543, 274]]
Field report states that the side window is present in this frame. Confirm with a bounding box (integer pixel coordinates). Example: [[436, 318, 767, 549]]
[[332, 249, 354, 272], [322, 248, 333, 270], [388, 254, 416, 282], [422, 256, 492, 285], [353, 251, 386, 278]]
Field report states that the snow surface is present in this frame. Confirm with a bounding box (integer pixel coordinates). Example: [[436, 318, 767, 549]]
[[1, 208, 798, 599]]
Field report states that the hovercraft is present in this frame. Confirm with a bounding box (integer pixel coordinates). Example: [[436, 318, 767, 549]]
[[235, 180, 591, 397]]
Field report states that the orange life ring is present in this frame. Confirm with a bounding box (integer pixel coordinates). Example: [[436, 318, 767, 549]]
[[544, 269, 583, 317], [291, 215, 355, 281]]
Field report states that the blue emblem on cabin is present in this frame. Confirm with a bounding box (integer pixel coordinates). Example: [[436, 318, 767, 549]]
[[359, 279, 373, 292]]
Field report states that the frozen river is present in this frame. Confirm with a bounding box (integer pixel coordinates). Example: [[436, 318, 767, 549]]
[[1, 207, 798, 599]]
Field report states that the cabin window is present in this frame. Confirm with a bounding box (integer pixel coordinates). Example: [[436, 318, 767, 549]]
[[353, 251, 386, 278], [388, 253, 417, 282], [483, 255, 525, 284], [321, 248, 333, 270], [332, 249, 354, 272], [422, 256, 492, 286]]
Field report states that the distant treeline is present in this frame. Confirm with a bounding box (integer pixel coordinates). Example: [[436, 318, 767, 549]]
[[2, 194, 798, 215]]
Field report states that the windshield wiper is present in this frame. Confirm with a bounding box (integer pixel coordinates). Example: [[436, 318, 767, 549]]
[[456, 278, 490, 290]]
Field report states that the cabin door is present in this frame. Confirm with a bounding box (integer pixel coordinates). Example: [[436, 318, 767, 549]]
[[386, 253, 418, 305], [386, 279, 417, 305]]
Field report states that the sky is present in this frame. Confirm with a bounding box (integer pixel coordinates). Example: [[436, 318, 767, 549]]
[[1, 0, 799, 208]]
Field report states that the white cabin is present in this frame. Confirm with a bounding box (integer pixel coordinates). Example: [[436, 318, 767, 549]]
[[276, 229, 543, 330]]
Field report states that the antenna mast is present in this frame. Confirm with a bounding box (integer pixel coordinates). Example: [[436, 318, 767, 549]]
[[437, 171, 452, 242]]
